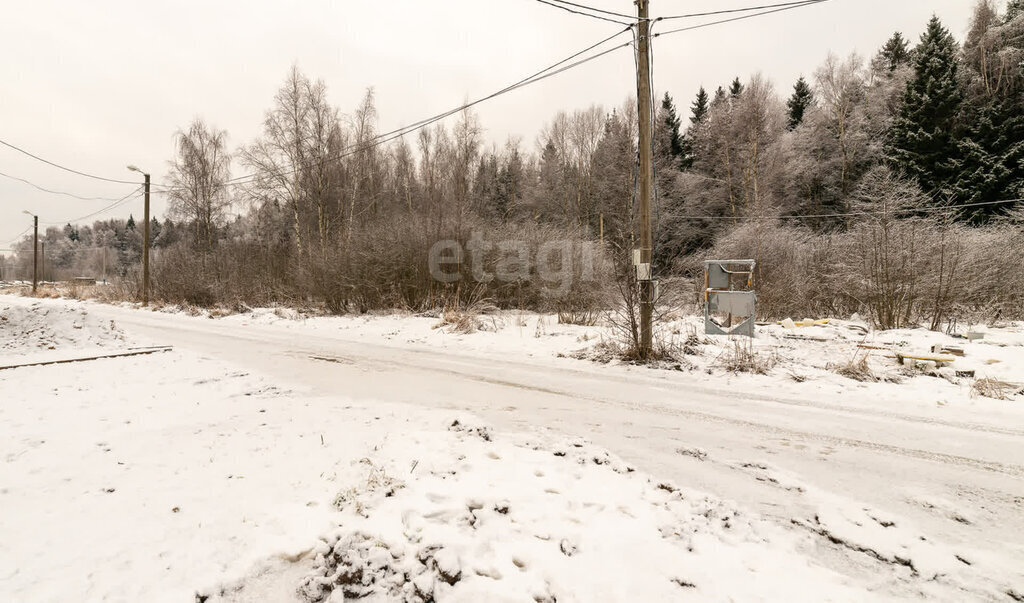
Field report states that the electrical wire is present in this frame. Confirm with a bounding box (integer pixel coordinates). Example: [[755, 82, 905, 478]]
[[40, 187, 143, 226], [0, 169, 136, 202], [532, 0, 633, 25], [546, 0, 635, 20], [656, 0, 828, 21], [3, 226, 33, 246], [0, 138, 141, 185], [653, 0, 830, 37]]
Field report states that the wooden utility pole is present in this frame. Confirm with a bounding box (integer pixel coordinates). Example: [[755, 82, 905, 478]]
[[128, 165, 151, 306], [636, 0, 654, 358], [142, 172, 150, 306], [32, 214, 38, 293], [41, 241, 46, 283]]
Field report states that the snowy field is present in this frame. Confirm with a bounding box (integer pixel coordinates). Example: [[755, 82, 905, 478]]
[[2, 294, 1023, 601]]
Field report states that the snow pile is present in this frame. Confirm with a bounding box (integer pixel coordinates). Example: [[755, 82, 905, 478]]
[[267, 418, 862, 602], [0, 301, 127, 356]]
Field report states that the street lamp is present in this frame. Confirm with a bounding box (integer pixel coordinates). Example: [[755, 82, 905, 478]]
[[127, 165, 151, 306], [22, 210, 38, 293]]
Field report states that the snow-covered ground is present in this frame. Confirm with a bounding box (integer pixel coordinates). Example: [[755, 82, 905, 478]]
[[2, 295, 1023, 601], [0, 299, 857, 602]]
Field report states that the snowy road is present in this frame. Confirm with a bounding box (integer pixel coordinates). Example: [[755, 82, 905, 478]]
[[83, 303, 1024, 599]]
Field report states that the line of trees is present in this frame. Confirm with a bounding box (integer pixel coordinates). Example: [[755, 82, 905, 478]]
[[3, 216, 183, 283], [11, 1, 1024, 325]]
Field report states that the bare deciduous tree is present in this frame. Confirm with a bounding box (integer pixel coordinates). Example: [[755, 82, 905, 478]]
[[847, 166, 927, 329], [166, 118, 232, 252]]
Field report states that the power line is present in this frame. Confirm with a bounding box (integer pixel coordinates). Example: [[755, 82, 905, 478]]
[[0, 169, 135, 202], [3, 226, 33, 246], [654, 0, 830, 37], [41, 187, 143, 226], [532, 0, 633, 25], [0, 138, 141, 185], [545, 0, 635, 20], [656, 0, 828, 21]]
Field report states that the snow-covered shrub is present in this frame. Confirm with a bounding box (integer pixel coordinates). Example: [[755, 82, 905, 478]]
[[953, 225, 1024, 322]]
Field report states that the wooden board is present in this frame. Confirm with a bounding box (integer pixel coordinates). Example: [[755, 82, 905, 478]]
[[894, 352, 956, 367], [0, 347, 172, 371]]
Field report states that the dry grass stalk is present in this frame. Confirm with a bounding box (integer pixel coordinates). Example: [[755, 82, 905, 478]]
[[435, 288, 501, 334], [714, 339, 776, 375], [832, 355, 878, 382], [971, 377, 1015, 401]]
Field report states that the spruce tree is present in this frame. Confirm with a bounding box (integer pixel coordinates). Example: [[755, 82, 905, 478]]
[[886, 16, 964, 202], [673, 88, 710, 171], [1007, 0, 1024, 22], [690, 87, 709, 125], [150, 217, 162, 244], [877, 32, 912, 72], [951, 95, 1024, 220], [660, 93, 684, 160], [786, 77, 814, 130], [711, 86, 727, 109], [950, 2, 1024, 221], [126, 215, 136, 231], [729, 77, 744, 98]]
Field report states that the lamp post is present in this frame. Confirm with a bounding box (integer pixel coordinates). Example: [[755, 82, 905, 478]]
[[22, 210, 37, 293], [127, 165, 150, 306]]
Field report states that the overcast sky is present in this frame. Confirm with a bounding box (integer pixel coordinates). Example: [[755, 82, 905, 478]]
[[0, 0, 979, 250]]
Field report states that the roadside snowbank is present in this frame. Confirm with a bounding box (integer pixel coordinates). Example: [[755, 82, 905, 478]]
[[0, 300, 126, 358]]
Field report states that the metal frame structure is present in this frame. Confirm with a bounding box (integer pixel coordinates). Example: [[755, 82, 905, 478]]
[[704, 259, 757, 337]]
